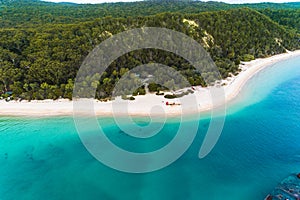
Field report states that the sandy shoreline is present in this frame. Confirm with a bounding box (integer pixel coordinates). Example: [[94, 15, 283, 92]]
[[1, 50, 300, 117]]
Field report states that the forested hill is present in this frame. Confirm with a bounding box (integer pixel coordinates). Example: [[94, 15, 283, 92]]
[[0, 0, 300, 31], [0, 1, 299, 100]]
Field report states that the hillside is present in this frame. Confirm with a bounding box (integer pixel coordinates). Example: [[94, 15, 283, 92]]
[[261, 9, 300, 33], [0, 1, 299, 100], [1, 0, 300, 31]]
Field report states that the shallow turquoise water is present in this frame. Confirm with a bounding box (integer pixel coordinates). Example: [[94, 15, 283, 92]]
[[1, 56, 300, 199]]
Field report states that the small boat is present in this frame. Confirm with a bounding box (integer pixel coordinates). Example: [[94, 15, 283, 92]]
[[165, 101, 181, 106]]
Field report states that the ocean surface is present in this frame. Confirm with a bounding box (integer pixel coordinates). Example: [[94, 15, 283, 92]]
[[1, 56, 300, 200]]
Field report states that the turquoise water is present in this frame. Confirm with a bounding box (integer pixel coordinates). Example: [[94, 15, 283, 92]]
[[1, 56, 300, 199]]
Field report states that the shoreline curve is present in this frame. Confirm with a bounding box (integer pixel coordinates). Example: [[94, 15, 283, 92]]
[[1, 50, 300, 118]]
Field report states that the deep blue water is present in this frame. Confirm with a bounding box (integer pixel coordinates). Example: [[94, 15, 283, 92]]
[[1, 56, 300, 199]]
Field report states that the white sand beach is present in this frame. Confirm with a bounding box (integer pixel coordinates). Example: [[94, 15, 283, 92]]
[[1, 50, 300, 117]]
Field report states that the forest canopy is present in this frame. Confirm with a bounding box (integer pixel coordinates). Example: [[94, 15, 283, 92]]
[[0, 0, 299, 100]]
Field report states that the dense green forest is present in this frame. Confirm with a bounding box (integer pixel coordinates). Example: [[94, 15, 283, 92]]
[[261, 9, 300, 33], [1, 0, 300, 31], [0, 0, 299, 100]]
